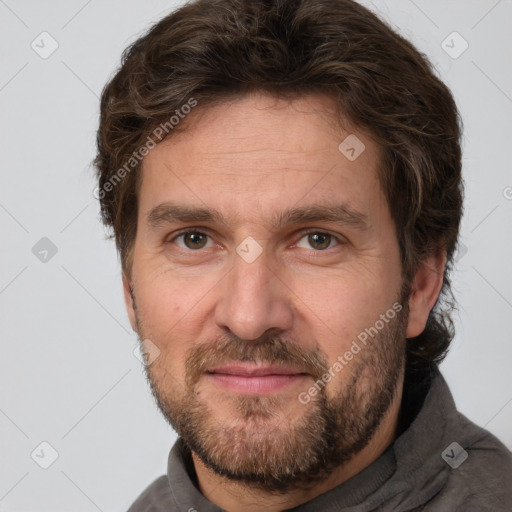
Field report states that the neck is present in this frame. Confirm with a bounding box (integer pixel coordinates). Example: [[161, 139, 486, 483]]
[[191, 383, 404, 512]]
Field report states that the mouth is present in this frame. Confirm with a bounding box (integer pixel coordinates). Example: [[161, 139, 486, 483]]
[[205, 363, 310, 394]]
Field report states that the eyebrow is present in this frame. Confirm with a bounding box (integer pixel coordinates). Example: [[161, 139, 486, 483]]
[[147, 203, 224, 227], [271, 204, 369, 231], [146, 202, 370, 231]]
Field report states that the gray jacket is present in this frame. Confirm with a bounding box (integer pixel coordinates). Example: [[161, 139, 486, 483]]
[[127, 366, 512, 511]]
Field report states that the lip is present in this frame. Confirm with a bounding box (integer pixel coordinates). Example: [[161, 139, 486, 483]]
[[208, 364, 305, 377], [205, 364, 309, 394]]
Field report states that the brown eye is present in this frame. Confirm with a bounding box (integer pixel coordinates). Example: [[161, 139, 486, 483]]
[[308, 233, 331, 250], [296, 232, 337, 251], [176, 231, 210, 250]]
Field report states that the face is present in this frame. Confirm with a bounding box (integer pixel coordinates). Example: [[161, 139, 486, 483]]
[[125, 93, 410, 491]]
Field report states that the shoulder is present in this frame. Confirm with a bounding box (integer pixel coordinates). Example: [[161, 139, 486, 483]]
[[394, 368, 512, 511], [127, 475, 178, 512], [429, 414, 512, 511]]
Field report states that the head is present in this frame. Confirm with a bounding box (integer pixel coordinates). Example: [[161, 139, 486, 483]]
[[95, 0, 463, 492]]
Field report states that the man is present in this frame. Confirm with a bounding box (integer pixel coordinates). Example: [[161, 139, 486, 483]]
[[94, 0, 512, 510]]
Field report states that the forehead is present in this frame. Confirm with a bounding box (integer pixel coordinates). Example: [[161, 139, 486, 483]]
[[138, 93, 385, 225]]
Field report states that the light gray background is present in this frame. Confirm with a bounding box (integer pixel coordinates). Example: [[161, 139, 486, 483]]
[[1, 0, 511, 510]]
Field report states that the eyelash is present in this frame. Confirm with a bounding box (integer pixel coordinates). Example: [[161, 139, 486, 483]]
[[167, 228, 345, 252]]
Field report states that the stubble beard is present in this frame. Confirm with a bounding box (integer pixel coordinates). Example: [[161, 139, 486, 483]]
[[137, 297, 408, 493]]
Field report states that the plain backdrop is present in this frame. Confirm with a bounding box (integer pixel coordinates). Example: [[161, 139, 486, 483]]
[[1, 0, 511, 510]]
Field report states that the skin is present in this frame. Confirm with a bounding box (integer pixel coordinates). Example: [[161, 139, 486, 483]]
[[122, 93, 445, 511]]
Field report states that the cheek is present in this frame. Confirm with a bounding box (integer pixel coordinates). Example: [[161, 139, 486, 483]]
[[290, 266, 399, 356], [134, 263, 227, 354], [136, 284, 197, 387], [135, 255, 206, 316], [134, 273, 200, 349]]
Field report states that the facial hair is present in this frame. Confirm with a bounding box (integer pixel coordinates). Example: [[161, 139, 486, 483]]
[[135, 294, 408, 493]]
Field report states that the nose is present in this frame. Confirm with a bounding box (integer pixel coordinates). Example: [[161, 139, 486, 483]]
[[214, 248, 294, 341]]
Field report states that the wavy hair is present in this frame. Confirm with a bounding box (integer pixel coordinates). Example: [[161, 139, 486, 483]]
[[94, 0, 464, 372]]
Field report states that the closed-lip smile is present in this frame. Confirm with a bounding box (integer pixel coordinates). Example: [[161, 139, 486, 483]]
[[205, 363, 309, 394]]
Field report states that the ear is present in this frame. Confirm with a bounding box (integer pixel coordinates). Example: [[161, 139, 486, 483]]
[[122, 272, 138, 332], [406, 250, 446, 338]]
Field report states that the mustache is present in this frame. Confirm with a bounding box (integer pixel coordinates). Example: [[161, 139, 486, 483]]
[[185, 332, 330, 387]]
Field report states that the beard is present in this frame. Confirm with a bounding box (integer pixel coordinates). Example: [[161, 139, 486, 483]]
[[135, 292, 408, 493]]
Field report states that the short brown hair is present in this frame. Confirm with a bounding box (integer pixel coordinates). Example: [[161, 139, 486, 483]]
[[94, 0, 464, 371]]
